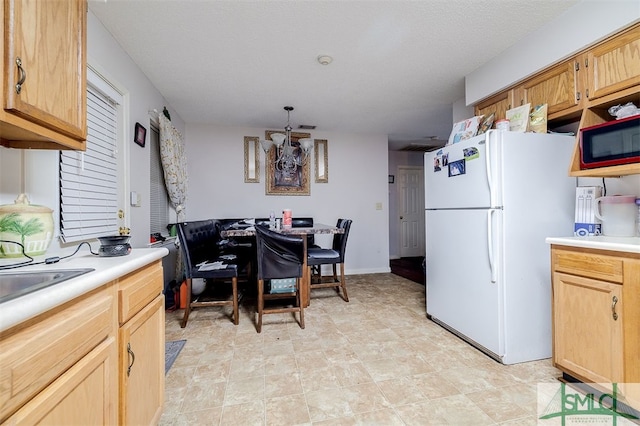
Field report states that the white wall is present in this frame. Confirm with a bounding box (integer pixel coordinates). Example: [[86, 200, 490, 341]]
[[466, 1, 640, 104], [452, 97, 475, 123], [577, 176, 640, 199], [184, 124, 391, 274], [0, 10, 391, 274], [0, 11, 183, 253]]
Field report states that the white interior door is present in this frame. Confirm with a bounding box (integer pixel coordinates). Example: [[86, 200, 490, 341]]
[[398, 166, 425, 258]]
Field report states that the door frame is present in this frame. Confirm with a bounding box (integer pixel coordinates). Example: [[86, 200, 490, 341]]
[[397, 165, 425, 258]]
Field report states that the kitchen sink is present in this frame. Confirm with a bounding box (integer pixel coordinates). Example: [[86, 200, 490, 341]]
[[0, 268, 95, 303]]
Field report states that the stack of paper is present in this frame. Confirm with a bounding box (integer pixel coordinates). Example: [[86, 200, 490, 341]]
[[197, 261, 226, 271]]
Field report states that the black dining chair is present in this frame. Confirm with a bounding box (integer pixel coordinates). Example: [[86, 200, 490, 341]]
[[307, 218, 352, 302], [254, 225, 305, 333], [176, 220, 240, 328]]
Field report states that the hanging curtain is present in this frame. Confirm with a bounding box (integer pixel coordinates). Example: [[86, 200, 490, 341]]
[[159, 112, 188, 287], [158, 113, 188, 222]]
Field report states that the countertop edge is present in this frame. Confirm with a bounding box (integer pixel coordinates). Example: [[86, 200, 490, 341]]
[[546, 236, 640, 254], [0, 247, 169, 333]]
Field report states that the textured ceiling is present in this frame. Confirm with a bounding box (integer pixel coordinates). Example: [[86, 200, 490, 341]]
[[89, 0, 578, 150]]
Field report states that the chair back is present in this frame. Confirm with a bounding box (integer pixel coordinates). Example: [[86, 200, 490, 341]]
[[176, 220, 222, 276], [255, 217, 315, 246], [292, 217, 315, 247], [332, 219, 352, 262], [255, 225, 305, 281]]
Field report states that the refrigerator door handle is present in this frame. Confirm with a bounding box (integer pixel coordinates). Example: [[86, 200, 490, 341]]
[[487, 209, 497, 283], [485, 131, 493, 207]]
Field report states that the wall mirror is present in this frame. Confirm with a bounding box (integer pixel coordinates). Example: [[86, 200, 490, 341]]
[[244, 136, 259, 183], [314, 139, 328, 183]]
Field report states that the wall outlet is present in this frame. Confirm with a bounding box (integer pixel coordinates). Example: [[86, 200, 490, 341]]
[[375, 202, 383, 210]]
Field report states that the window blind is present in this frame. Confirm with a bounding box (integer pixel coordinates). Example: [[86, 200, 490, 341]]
[[150, 124, 170, 235], [59, 80, 120, 242]]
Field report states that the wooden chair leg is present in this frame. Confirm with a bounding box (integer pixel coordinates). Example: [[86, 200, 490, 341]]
[[180, 278, 193, 328], [339, 263, 349, 302], [297, 277, 305, 329], [232, 277, 239, 325], [257, 278, 264, 333]]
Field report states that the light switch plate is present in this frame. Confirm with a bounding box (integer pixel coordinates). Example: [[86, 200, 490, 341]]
[[130, 191, 141, 207]]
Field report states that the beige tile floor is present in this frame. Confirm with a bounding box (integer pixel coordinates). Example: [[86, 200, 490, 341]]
[[160, 273, 562, 425]]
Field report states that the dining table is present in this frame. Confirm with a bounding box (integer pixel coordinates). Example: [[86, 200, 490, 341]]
[[221, 223, 344, 307]]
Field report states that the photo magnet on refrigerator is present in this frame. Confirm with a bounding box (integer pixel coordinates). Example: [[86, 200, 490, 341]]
[[448, 159, 466, 177], [464, 147, 479, 161]]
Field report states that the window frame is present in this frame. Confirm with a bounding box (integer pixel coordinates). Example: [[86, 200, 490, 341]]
[[59, 67, 124, 243]]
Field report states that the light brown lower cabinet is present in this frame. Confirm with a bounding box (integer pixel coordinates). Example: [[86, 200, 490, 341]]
[[4, 337, 118, 425], [117, 260, 165, 426], [551, 245, 640, 410], [0, 259, 165, 425], [119, 296, 165, 425], [553, 271, 623, 384]]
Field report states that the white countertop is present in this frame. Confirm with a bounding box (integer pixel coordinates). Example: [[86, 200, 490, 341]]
[[0, 247, 169, 333], [546, 235, 640, 254]]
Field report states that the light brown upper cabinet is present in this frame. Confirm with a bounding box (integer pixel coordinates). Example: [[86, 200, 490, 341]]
[[0, 0, 87, 150], [473, 22, 640, 178], [519, 60, 582, 120], [584, 24, 640, 102], [474, 89, 516, 123]]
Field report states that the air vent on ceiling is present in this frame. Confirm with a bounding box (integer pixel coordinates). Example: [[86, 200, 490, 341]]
[[298, 125, 316, 130], [399, 143, 445, 152]]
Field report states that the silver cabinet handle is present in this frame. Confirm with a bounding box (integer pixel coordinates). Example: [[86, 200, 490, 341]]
[[612, 296, 618, 321], [15, 57, 26, 94], [127, 342, 136, 376]]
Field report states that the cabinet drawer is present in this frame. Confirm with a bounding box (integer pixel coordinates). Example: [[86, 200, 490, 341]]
[[4, 337, 117, 425], [0, 287, 115, 421], [552, 248, 624, 283], [118, 260, 163, 325]]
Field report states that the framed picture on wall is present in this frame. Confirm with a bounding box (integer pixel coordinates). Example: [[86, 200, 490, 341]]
[[265, 130, 311, 196], [134, 122, 146, 147]]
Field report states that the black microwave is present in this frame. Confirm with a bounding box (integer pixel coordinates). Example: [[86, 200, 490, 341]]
[[579, 114, 640, 169]]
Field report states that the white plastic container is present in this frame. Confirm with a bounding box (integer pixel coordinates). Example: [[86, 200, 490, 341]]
[[594, 195, 637, 237], [495, 119, 510, 131]]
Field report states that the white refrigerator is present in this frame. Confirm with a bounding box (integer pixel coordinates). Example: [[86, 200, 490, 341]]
[[424, 129, 575, 364]]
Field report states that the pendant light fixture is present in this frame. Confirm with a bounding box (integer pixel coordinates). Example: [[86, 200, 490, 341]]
[[260, 106, 314, 174]]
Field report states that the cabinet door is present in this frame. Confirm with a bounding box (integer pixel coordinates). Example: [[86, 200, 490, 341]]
[[474, 89, 514, 122], [0, 287, 114, 421], [4, 338, 117, 425], [119, 295, 165, 426], [3, 0, 86, 141], [553, 272, 624, 386], [520, 60, 580, 118], [586, 24, 640, 101]]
